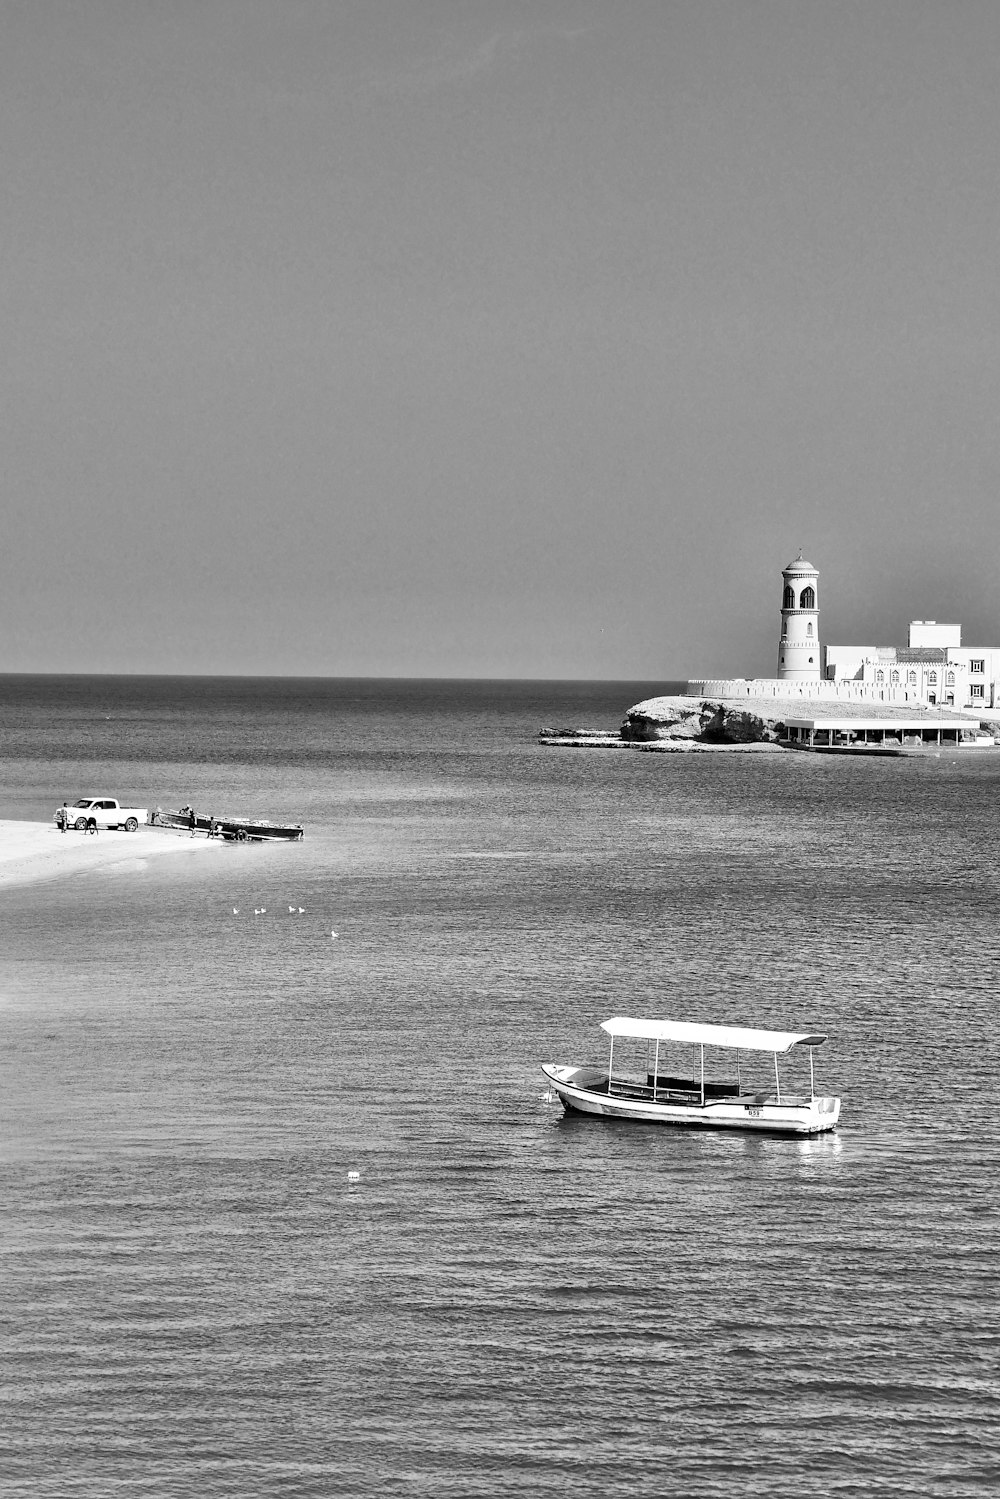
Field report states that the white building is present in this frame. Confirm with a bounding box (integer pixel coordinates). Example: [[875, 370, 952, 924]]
[[824, 621, 1000, 710], [684, 556, 1000, 715]]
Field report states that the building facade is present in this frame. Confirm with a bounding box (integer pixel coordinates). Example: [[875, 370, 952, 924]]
[[823, 622, 1000, 710]]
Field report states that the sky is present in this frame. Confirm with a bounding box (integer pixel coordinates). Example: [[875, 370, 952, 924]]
[[3, 0, 1000, 678]]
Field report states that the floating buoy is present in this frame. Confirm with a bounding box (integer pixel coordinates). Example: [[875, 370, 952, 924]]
[[331, 931, 338, 940], [347, 1170, 360, 1183], [232, 908, 239, 915]]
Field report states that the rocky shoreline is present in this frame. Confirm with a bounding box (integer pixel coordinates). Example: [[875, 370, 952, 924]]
[[540, 691, 991, 753], [538, 730, 784, 753], [539, 695, 794, 752]]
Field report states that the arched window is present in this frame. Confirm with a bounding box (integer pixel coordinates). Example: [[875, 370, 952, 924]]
[[806, 622, 814, 637], [782, 585, 795, 609], [907, 671, 916, 684], [876, 670, 885, 684], [928, 671, 937, 685], [946, 671, 955, 686], [891, 670, 900, 685], [800, 586, 815, 609]]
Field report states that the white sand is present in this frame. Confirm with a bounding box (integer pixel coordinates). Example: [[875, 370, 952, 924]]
[[0, 819, 225, 890]]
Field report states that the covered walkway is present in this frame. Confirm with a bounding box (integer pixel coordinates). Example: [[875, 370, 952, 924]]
[[785, 714, 979, 749]]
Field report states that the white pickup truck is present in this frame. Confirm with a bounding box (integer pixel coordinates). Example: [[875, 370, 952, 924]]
[[54, 798, 148, 832]]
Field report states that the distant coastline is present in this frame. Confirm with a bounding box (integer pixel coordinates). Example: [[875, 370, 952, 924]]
[[539, 694, 793, 751], [539, 691, 993, 753]]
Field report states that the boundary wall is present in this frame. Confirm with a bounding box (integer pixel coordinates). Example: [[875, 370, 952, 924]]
[[685, 678, 918, 704]]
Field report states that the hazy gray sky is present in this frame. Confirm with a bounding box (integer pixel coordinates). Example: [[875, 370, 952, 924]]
[[3, 0, 999, 677]]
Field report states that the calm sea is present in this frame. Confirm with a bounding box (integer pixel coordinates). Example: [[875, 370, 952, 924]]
[[1, 676, 997, 1498]]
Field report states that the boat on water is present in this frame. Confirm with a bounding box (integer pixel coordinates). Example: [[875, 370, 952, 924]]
[[542, 1016, 841, 1135], [154, 808, 304, 841]]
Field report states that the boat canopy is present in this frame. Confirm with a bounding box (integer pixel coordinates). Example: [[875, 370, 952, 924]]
[[600, 1017, 827, 1053]]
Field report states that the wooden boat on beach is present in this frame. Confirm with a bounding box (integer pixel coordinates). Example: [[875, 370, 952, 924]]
[[542, 1016, 841, 1135], [155, 808, 304, 841]]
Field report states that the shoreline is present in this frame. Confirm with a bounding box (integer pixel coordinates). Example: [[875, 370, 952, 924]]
[[538, 732, 785, 752], [540, 691, 994, 753], [0, 819, 225, 891]]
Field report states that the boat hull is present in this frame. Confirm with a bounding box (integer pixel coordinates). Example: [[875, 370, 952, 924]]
[[155, 810, 304, 840], [542, 1064, 840, 1135]]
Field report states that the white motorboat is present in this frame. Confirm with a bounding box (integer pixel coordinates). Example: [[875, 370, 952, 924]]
[[542, 1016, 841, 1135]]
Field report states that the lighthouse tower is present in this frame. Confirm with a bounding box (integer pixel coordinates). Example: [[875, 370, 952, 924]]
[[777, 553, 820, 681]]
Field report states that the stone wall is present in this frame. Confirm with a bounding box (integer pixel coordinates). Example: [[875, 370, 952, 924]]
[[685, 678, 918, 703]]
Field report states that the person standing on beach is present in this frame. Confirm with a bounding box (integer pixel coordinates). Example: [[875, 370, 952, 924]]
[[189, 807, 197, 837]]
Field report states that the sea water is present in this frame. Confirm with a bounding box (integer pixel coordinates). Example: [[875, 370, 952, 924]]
[[1, 676, 998, 1497]]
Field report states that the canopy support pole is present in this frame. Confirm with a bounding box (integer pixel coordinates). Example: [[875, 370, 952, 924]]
[[736, 1048, 742, 1095], [773, 1052, 781, 1104], [809, 1048, 815, 1102], [700, 1045, 705, 1107], [653, 1038, 659, 1101], [608, 1034, 614, 1095]]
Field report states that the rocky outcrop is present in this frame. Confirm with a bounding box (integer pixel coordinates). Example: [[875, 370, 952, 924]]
[[542, 692, 986, 753], [620, 696, 788, 745], [538, 728, 629, 749], [537, 727, 613, 740]]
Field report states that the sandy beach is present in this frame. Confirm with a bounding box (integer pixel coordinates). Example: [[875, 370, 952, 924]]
[[0, 819, 224, 890]]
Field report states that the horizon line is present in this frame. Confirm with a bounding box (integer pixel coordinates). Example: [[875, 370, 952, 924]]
[[0, 670, 687, 685]]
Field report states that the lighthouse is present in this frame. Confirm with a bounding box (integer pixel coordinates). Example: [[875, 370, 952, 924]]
[[777, 553, 820, 681]]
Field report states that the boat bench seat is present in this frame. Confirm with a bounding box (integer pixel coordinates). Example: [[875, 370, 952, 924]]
[[647, 1075, 738, 1098]]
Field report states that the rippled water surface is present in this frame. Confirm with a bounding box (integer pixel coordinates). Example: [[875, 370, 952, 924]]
[[1, 676, 998, 1497]]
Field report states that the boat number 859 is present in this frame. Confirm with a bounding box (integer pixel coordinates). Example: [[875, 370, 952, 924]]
[[745, 1107, 762, 1117]]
